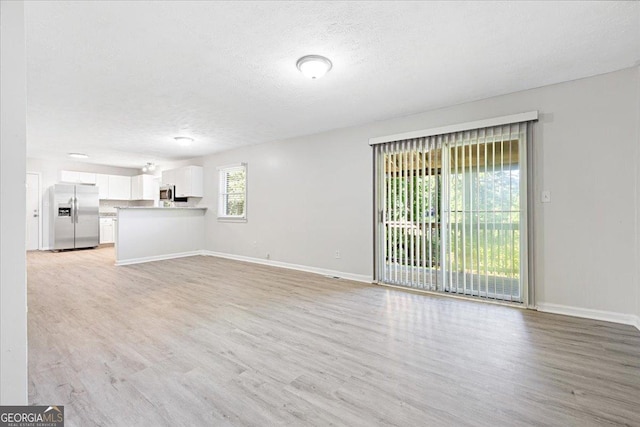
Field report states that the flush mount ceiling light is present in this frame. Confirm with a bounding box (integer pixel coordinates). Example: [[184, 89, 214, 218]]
[[141, 162, 156, 173], [174, 136, 194, 145], [68, 153, 89, 159], [296, 55, 332, 79]]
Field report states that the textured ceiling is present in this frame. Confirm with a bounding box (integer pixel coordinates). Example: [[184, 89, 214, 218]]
[[25, 1, 640, 168]]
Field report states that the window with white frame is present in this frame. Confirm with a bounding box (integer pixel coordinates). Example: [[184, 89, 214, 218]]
[[218, 163, 247, 220]]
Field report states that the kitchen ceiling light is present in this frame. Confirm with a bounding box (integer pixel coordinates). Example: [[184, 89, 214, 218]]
[[68, 153, 89, 159], [142, 162, 156, 173], [174, 136, 194, 145], [296, 55, 332, 79]]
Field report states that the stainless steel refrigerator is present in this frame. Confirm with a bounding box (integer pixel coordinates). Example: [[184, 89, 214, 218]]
[[50, 184, 100, 250]]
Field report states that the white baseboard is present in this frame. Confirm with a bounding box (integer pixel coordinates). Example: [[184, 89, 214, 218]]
[[201, 250, 373, 284], [115, 251, 203, 266], [537, 302, 640, 331]]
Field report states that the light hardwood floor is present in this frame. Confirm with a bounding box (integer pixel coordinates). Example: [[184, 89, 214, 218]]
[[28, 247, 640, 426]]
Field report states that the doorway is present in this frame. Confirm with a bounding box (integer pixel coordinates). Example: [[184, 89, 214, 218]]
[[26, 172, 40, 250], [374, 122, 531, 305]]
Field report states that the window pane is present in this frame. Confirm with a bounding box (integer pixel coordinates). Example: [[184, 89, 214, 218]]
[[225, 193, 245, 216], [219, 165, 246, 218], [226, 169, 245, 194]]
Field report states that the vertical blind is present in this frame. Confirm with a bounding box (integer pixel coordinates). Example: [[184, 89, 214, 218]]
[[374, 122, 529, 303]]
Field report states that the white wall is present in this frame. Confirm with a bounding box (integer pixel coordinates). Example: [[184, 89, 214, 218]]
[[201, 67, 640, 322], [26, 158, 142, 249], [157, 157, 205, 174], [201, 128, 372, 278], [0, 0, 28, 404], [116, 208, 206, 264]]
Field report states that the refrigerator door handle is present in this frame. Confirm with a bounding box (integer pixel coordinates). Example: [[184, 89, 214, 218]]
[[75, 197, 79, 223], [69, 197, 75, 224]]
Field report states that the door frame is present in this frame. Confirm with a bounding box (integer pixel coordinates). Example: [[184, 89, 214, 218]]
[[372, 125, 533, 307], [26, 171, 42, 250]]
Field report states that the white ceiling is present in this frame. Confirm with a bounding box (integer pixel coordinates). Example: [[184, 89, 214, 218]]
[[25, 1, 639, 168]]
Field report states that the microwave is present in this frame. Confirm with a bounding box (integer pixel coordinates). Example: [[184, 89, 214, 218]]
[[159, 185, 174, 202], [159, 185, 187, 203]]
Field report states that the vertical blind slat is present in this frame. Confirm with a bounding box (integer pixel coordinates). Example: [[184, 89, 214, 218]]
[[420, 138, 425, 289], [461, 133, 467, 295], [425, 137, 431, 289], [388, 143, 392, 283], [409, 139, 415, 286], [399, 143, 404, 284]]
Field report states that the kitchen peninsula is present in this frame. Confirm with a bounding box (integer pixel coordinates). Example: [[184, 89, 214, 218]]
[[115, 207, 207, 265]]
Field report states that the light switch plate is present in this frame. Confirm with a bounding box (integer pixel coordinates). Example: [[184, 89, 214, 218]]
[[541, 190, 551, 203]]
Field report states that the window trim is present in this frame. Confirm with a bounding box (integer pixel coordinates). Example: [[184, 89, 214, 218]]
[[217, 163, 247, 222]]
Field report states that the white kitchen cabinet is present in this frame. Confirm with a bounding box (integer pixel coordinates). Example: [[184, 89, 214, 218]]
[[146, 177, 159, 200], [60, 170, 97, 184], [163, 166, 203, 198], [80, 171, 97, 184], [60, 170, 78, 183], [131, 174, 158, 200], [187, 166, 204, 197], [161, 168, 177, 186], [96, 174, 110, 199], [99, 218, 115, 244], [173, 168, 189, 197], [131, 175, 141, 200], [64, 171, 139, 201], [107, 175, 131, 200]]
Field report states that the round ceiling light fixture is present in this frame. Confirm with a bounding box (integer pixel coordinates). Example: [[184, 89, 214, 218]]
[[296, 55, 332, 79], [174, 136, 194, 145], [68, 153, 89, 159]]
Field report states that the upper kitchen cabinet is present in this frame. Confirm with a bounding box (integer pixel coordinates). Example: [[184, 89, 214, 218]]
[[96, 174, 110, 199], [162, 166, 203, 197], [131, 174, 158, 200], [65, 171, 155, 201], [60, 170, 96, 185], [161, 168, 176, 187], [107, 175, 131, 200]]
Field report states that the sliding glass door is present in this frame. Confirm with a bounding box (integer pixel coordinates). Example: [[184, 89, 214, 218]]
[[374, 122, 529, 304], [378, 138, 443, 291]]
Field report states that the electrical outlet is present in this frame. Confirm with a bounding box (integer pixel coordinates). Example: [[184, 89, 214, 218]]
[[334, 250, 341, 259]]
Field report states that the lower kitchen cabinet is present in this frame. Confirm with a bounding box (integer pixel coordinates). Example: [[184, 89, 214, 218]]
[[99, 218, 115, 244]]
